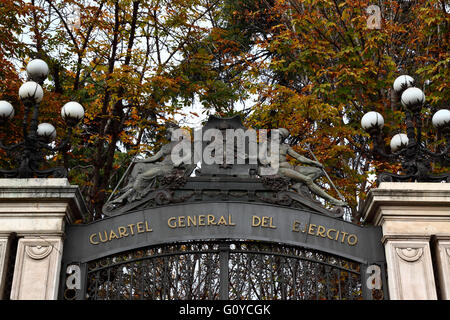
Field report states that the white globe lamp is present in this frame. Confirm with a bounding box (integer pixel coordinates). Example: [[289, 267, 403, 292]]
[[390, 133, 409, 152], [19, 81, 44, 104], [0, 100, 15, 121], [401, 87, 425, 111], [361, 111, 384, 132], [393, 75, 414, 94], [37, 122, 56, 142], [432, 109, 450, 131], [26, 59, 49, 83], [61, 102, 85, 125]]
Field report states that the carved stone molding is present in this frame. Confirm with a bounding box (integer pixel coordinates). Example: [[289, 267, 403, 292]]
[[25, 244, 53, 260], [0, 241, 5, 259], [435, 240, 450, 300], [385, 240, 437, 299], [0, 238, 8, 299], [10, 238, 63, 300], [396, 247, 424, 263]]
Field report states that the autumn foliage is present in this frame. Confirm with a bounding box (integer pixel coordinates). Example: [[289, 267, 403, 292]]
[[0, 0, 448, 221]]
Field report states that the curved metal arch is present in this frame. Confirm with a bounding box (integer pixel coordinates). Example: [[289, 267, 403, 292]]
[[60, 201, 387, 300]]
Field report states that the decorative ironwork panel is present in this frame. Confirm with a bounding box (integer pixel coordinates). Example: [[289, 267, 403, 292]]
[[86, 243, 221, 300], [228, 242, 361, 300], [81, 241, 362, 300]]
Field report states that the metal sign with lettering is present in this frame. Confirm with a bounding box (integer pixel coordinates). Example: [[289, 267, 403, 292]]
[[63, 202, 384, 264], [60, 201, 387, 300]]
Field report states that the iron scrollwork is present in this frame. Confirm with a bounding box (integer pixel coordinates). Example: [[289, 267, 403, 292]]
[[0, 59, 84, 178], [362, 75, 449, 183], [75, 241, 365, 300], [370, 108, 449, 183]]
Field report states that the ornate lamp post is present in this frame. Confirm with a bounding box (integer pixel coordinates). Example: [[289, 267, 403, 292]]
[[361, 75, 450, 183], [0, 59, 85, 178]]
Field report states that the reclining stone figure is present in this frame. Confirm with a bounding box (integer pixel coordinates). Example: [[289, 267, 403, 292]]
[[260, 128, 346, 207], [109, 123, 192, 204]]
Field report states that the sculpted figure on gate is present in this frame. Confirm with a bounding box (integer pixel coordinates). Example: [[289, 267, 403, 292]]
[[259, 128, 346, 207], [104, 123, 194, 209], [103, 118, 347, 217]]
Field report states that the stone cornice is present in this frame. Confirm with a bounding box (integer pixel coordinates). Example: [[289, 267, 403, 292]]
[[362, 182, 450, 225], [0, 178, 88, 226]]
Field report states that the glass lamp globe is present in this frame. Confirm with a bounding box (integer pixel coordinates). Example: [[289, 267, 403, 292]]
[[26, 59, 49, 83], [19, 81, 44, 104], [401, 87, 425, 111], [390, 133, 409, 152], [61, 102, 85, 125], [361, 111, 384, 132], [432, 109, 450, 130], [393, 75, 414, 94], [37, 123, 56, 142], [0, 100, 15, 121]]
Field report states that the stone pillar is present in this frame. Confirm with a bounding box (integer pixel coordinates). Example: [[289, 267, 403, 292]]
[[362, 182, 450, 300], [383, 237, 436, 299], [0, 178, 86, 300]]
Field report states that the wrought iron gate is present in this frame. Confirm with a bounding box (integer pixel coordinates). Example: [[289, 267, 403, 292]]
[[62, 240, 384, 300]]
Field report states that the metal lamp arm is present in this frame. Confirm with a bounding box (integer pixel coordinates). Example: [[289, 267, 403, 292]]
[[38, 127, 73, 152], [424, 146, 448, 159], [0, 140, 24, 152], [423, 140, 449, 165], [370, 131, 398, 161]]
